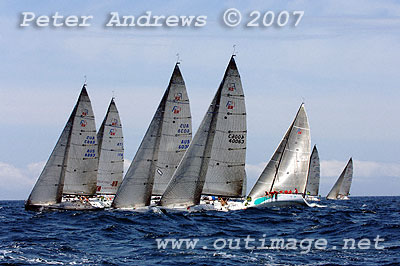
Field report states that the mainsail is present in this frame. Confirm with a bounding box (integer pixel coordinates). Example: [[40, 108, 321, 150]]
[[305, 145, 320, 196], [248, 104, 311, 199], [326, 158, 353, 199], [160, 56, 246, 207], [26, 85, 98, 208], [62, 86, 98, 195], [112, 63, 192, 208], [96, 98, 124, 195]]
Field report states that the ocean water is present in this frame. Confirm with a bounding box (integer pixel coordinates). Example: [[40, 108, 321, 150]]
[[0, 197, 399, 266]]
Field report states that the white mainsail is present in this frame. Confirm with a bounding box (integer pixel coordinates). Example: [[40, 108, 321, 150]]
[[26, 85, 98, 209], [112, 63, 192, 208], [305, 145, 320, 196], [96, 98, 124, 195], [160, 56, 247, 208], [62, 86, 98, 195], [248, 104, 311, 199], [326, 158, 353, 199]]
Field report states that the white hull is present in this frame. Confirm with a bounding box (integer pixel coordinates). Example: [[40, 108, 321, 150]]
[[305, 195, 320, 202], [245, 194, 310, 208]]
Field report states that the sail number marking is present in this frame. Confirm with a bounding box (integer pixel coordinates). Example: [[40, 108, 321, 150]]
[[228, 134, 245, 144], [178, 139, 190, 149], [85, 149, 96, 157], [177, 123, 190, 134], [84, 136, 96, 144]]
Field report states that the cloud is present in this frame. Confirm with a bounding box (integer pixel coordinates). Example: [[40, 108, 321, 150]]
[[321, 160, 400, 178], [0, 161, 43, 200]]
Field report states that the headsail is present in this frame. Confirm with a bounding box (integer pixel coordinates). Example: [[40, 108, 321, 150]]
[[326, 158, 353, 199], [26, 115, 72, 207], [305, 145, 320, 196], [113, 64, 192, 208], [62, 85, 99, 195], [160, 56, 246, 207], [248, 104, 311, 199], [96, 98, 124, 195]]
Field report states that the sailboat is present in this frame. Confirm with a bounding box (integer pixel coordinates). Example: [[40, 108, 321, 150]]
[[246, 104, 311, 208], [94, 98, 124, 207], [112, 63, 192, 209], [26, 85, 100, 211], [326, 158, 353, 200], [304, 145, 321, 201], [159, 56, 247, 211]]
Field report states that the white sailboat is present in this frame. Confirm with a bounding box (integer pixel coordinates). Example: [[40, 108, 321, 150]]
[[245, 104, 311, 208], [93, 98, 124, 207], [304, 145, 321, 201], [159, 56, 247, 211], [326, 158, 353, 200], [26, 85, 100, 211], [112, 63, 192, 209]]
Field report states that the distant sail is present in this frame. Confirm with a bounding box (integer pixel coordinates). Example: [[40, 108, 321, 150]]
[[113, 64, 192, 208], [62, 86, 99, 195], [96, 98, 124, 195], [305, 145, 320, 196], [248, 104, 311, 199], [326, 158, 353, 199], [160, 56, 246, 207]]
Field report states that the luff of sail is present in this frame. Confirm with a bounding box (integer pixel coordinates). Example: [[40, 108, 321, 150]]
[[305, 145, 320, 196], [160, 56, 246, 207], [96, 98, 124, 195], [248, 104, 311, 199], [112, 64, 192, 208], [326, 158, 353, 199], [202, 56, 247, 197], [62, 85, 99, 195]]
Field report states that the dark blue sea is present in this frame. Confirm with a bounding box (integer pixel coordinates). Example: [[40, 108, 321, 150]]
[[0, 197, 399, 266]]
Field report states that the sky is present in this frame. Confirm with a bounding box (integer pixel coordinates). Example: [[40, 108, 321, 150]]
[[0, 0, 399, 200]]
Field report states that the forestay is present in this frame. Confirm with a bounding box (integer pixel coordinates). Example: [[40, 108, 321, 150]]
[[96, 98, 124, 195]]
